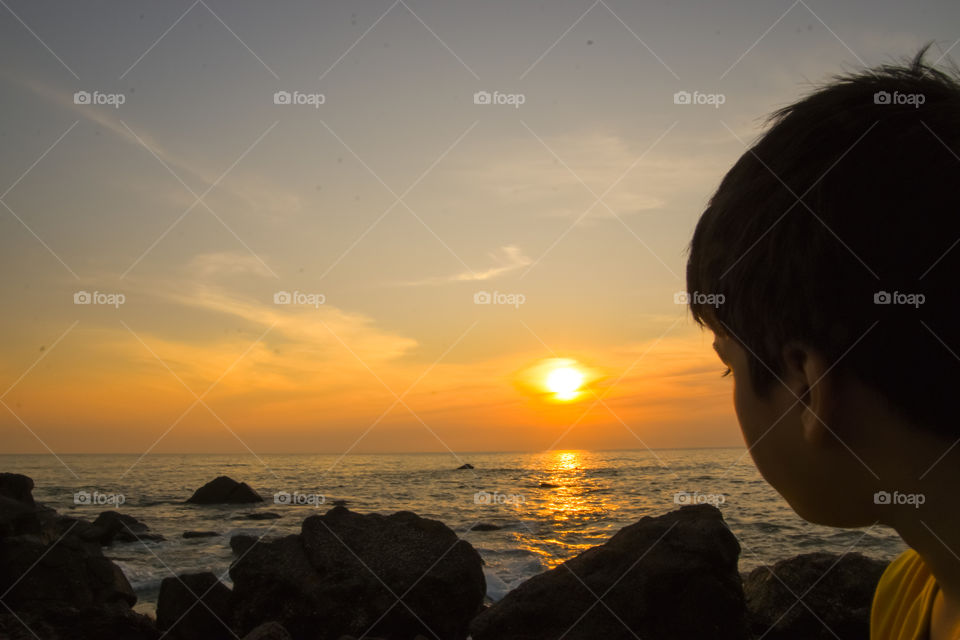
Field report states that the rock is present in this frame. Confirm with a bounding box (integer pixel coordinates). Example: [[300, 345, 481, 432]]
[[538, 482, 559, 488], [230, 506, 486, 639], [470, 505, 747, 640], [83, 510, 165, 544], [0, 602, 160, 639], [157, 572, 233, 640], [243, 621, 293, 640], [332, 499, 348, 507], [456, 463, 474, 470], [230, 534, 258, 556], [0, 472, 35, 506], [470, 523, 502, 531], [743, 552, 886, 640], [242, 512, 281, 520], [0, 496, 61, 542], [183, 530, 221, 538], [187, 476, 263, 504]]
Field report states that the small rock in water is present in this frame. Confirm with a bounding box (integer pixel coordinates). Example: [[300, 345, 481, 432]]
[[183, 530, 220, 538], [332, 499, 348, 506], [470, 522, 502, 531], [243, 621, 292, 639], [456, 463, 474, 470], [538, 482, 559, 488], [243, 512, 281, 520], [187, 476, 263, 504]]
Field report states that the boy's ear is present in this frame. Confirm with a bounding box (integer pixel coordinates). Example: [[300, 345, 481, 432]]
[[781, 343, 837, 447]]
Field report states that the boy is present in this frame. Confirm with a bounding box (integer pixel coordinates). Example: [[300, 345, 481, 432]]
[[686, 45, 960, 640]]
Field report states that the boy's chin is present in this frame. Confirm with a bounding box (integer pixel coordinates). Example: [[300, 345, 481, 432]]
[[787, 498, 874, 529]]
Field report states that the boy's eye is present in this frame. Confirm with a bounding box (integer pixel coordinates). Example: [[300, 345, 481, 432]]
[[721, 366, 732, 377]]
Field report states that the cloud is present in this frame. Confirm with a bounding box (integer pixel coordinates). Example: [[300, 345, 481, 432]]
[[402, 245, 532, 286]]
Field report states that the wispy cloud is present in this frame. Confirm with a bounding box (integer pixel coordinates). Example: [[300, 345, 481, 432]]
[[402, 245, 532, 286]]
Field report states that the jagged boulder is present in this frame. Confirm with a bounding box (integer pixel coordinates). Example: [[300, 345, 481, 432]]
[[470, 505, 747, 640], [230, 506, 485, 639], [743, 552, 887, 639]]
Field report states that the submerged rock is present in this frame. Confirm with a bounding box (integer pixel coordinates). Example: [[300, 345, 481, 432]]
[[230, 506, 486, 640], [157, 572, 233, 640], [187, 476, 263, 504], [183, 530, 220, 538], [743, 552, 886, 640], [242, 512, 281, 520], [470, 523, 502, 531], [456, 463, 474, 470], [243, 621, 293, 639], [82, 510, 165, 544], [470, 505, 747, 640]]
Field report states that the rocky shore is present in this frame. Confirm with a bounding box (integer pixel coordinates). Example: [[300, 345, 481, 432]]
[[0, 472, 887, 639]]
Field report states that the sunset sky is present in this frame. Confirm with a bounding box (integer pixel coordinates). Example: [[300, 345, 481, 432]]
[[1, 0, 957, 454]]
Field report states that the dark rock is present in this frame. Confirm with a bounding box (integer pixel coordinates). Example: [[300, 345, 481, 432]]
[[184, 530, 221, 538], [332, 499, 348, 507], [230, 506, 486, 640], [187, 476, 263, 504], [242, 512, 281, 520], [157, 572, 233, 640], [538, 482, 559, 489], [0, 496, 61, 543], [230, 534, 258, 556], [743, 552, 886, 640], [470, 523, 502, 531], [0, 602, 159, 639], [243, 621, 293, 640], [0, 473, 35, 506], [0, 533, 137, 610], [470, 505, 747, 640], [456, 463, 474, 470], [82, 510, 165, 544]]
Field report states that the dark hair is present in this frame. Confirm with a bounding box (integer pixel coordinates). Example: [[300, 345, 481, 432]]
[[687, 44, 960, 436]]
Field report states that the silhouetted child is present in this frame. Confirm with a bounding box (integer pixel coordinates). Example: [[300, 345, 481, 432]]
[[687, 45, 960, 640]]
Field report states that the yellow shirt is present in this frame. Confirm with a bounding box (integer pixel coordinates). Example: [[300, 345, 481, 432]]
[[872, 549, 939, 640]]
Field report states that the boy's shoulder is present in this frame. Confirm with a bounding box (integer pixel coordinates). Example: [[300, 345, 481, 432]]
[[871, 548, 938, 640]]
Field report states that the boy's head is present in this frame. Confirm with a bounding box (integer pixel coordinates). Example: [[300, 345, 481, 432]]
[[687, 46, 960, 527]]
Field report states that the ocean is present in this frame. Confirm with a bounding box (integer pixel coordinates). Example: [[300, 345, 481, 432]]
[[0, 449, 906, 616]]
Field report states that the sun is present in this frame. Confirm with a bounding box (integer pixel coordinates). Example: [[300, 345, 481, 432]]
[[545, 366, 584, 401]]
